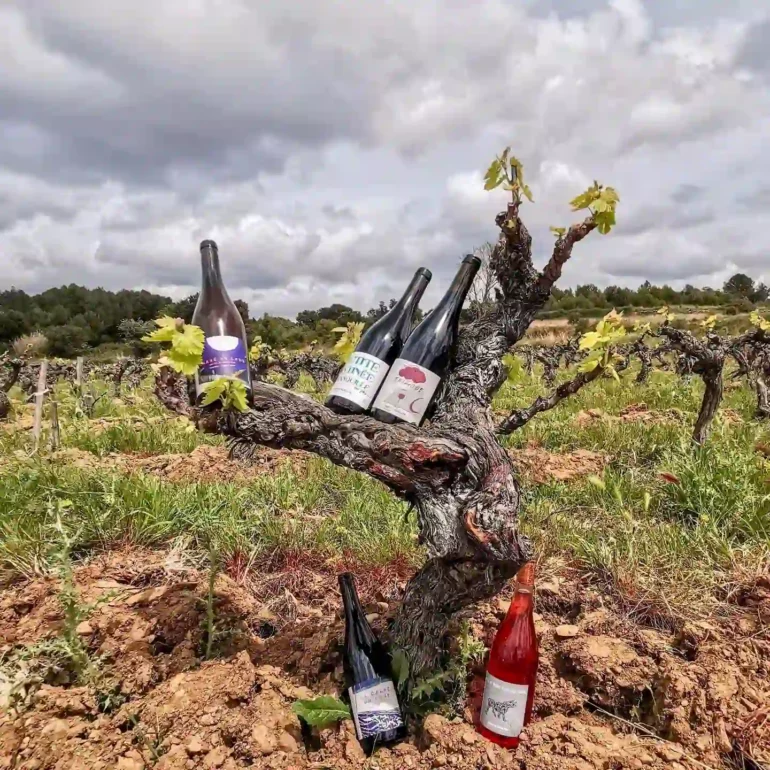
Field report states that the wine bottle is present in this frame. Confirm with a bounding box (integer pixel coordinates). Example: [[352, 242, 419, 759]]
[[477, 562, 539, 748], [339, 573, 406, 754], [326, 268, 432, 415], [192, 240, 251, 399], [370, 255, 480, 425]]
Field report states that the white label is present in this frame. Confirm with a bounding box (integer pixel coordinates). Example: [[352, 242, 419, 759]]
[[371, 359, 441, 425], [327, 352, 389, 409], [479, 674, 528, 738], [349, 678, 403, 739]]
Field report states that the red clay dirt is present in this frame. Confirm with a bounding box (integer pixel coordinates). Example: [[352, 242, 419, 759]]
[[509, 444, 609, 483], [0, 551, 768, 770], [47, 445, 303, 484]]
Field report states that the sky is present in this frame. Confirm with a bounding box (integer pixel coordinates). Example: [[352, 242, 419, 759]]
[[0, 0, 768, 319]]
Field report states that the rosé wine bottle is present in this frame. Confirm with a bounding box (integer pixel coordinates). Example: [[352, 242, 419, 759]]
[[477, 562, 538, 749]]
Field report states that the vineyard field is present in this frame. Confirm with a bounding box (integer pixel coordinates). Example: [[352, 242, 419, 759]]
[[0, 365, 768, 770]]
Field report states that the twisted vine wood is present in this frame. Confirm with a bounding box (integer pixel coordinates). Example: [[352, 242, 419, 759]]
[[154, 201, 604, 675]]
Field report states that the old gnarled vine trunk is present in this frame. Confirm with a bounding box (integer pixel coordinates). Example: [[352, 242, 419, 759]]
[[154, 201, 599, 676]]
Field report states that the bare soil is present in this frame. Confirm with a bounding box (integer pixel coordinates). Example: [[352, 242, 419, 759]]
[[1, 551, 767, 770], [574, 403, 686, 428], [509, 444, 609, 483], [47, 445, 303, 484]]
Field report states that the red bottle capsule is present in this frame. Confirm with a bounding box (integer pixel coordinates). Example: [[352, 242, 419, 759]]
[[477, 562, 539, 749]]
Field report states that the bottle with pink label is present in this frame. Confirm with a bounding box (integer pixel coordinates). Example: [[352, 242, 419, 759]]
[[371, 255, 481, 426], [326, 268, 432, 416]]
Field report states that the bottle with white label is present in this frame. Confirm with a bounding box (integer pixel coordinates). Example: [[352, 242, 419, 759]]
[[325, 268, 432, 415], [478, 562, 539, 748], [192, 240, 252, 400], [339, 573, 405, 754], [371, 255, 481, 426]]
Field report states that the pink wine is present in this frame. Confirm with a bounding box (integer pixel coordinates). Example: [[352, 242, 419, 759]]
[[478, 562, 538, 749]]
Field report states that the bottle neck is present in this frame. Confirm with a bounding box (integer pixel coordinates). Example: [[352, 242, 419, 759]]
[[506, 563, 535, 618], [339, 573, 375, 645], [434, 259, 479, 317], [392, 270, 430, 314], [201, 245, 227, 295]]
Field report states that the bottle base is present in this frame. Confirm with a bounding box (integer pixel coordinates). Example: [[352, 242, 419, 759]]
[[369, 408, 405, 425], [325, 395, 367, 416], [476, 724, 521, 749]]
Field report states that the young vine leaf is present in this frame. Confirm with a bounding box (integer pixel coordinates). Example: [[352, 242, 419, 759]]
[[569, 181, 620, 234], [483, 147, 533, 202], [750, 311, 770, 332], [200, 376, 249, 412], [701, 315, 718, 331], [249, 335, 274, 363], [550, 226, 567, 238], [333, 322, 365, 363], [657, 306, 675, 323], [142, 316, 204, 376], [578, 310, 626, 380], [291, 696, 351, 727]]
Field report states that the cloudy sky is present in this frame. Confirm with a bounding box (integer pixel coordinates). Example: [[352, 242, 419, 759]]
[[1, 0, 768, 318]]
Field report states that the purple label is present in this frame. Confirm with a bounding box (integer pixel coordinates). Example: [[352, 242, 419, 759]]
[[197, 335, 250, 391]]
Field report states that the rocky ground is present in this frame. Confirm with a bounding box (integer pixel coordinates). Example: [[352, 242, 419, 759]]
[[1, 550, 767, 770]]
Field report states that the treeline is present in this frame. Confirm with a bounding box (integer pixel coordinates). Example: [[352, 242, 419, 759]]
[[1, 272, 766, 357], [544, 273, 768, 318]]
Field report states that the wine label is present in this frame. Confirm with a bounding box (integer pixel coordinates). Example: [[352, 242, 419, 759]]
[[371, 359, 441, 425], [349, 677, 404, 740], [479, 674, 529, 738], [327, 352, 389, 409], [196, 335, 250, 394]]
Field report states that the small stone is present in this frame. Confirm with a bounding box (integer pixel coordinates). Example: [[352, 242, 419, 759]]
[[186, 737, 205, 755], [345, 738, 366, 761], [200, 714, 216, 726], [76, 621, 93, 635], [26, 761, 41, 770], [365, 613, 380, 623], [203, 746, 229, 768], [277, 731, 298, 753], [714, 718, 732, 754], [555, 624, 580, 639], [485, 744, 496, 765], [433, 755, 448, 767], [657, 744, 684, 762], [251, 724, 276, 755], [423, 713, 450, 747], [539, 580, 561, 595], [116, 758, 143, 770], [377, 601, 389, 613], [496, 598, 511, 614], [42, 718, 69, 738], [461, 730, 477, 745]]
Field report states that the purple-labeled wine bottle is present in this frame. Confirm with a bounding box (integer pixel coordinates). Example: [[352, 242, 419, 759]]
[[192, 240, 251, 398]]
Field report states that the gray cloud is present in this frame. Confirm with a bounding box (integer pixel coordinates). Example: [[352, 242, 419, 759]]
[[1, 0, 769, 316]]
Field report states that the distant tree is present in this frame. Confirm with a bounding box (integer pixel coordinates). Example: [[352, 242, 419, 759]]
[[164, 293, 199, 323], [44, 324, 90, 358], [366, 299, 397, 322], [466, 243, 499, 320], [234, 299, 250, 326], [751, 283, 769, 303], [118, 319, 155, 357], [724, 273, 755, 298]]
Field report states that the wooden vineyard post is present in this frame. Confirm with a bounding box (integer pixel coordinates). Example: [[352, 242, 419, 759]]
[[75, 357, 85, 395], [50, 397, 61, 450], [32, 359, 48, 451]]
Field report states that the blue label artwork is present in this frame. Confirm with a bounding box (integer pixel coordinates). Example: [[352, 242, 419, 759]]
[[350, 677, 403, 739], [199, 335, 249, 385]]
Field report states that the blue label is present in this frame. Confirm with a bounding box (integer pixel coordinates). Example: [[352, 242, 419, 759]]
[[349, 677, 403, 739], [197, 335, 250, 391]]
